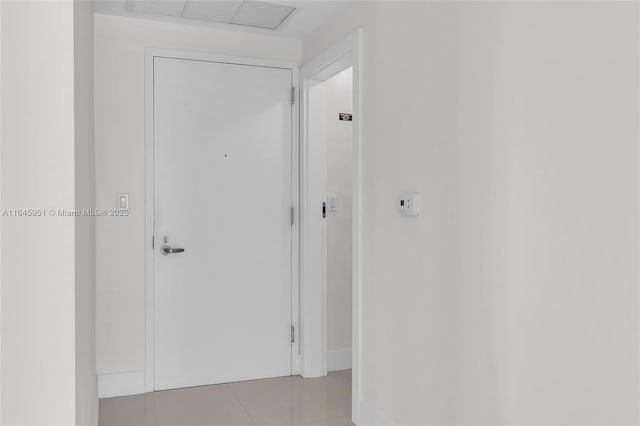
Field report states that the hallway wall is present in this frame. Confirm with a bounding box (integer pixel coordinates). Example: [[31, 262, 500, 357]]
[[75, 1, 98, 424], [326, 68, 353, 366], [1, 1, 97, 423], [304, 2, 639, 425], [94, 13, 301, 378]]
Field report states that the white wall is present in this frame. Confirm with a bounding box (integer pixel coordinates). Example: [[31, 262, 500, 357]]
[[1, 1, 93, 423], [304, 2, 639, 425], [75, 1, 97, 424], [0, 2, 3, 421], [326, 68, 352, 362], [94, 13, 302, 377], [499, 5, 638, 424]]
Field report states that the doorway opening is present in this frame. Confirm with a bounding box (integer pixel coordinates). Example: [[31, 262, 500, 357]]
[[300, 30, 362, 425], [324, 67, 353, 373]]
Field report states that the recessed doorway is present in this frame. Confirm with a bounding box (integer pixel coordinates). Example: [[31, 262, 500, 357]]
[[300, 30, 362, 425]]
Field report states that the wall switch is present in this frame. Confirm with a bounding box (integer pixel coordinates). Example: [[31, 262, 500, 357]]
[[399, 193, 420, 216], [117, 192, 129, 210], [327, 194, 337, 211]]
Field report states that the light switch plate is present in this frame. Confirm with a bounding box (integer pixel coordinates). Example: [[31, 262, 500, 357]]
[[327, 194, 337, 211], [117, 192, 129, 210]]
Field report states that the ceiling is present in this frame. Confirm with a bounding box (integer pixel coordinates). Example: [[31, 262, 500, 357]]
[[93, 0, 348, 39]]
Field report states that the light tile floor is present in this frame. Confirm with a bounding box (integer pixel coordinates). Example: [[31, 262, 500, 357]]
[[99, 370, 353, 426]]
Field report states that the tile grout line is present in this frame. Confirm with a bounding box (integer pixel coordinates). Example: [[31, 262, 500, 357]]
[[227, 384, 258, 426]]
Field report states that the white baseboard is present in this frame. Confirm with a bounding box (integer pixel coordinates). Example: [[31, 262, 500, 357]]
[[358, 399, 396, 426], [98, 371, 145, 398], [328, 349, 352, 371]]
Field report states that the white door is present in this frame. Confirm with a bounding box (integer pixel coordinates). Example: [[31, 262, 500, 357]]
[[153, 56, 294, 391]]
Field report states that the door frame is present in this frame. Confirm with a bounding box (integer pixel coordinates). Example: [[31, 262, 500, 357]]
[[144, 48, 301, 392], [299, 30, 362, 424]]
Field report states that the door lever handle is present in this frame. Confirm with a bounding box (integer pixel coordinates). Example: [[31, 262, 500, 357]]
[[160, 244, 185, 256]]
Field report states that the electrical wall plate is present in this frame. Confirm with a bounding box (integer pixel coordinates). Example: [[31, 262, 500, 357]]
[[117, 192, 129, 210], [399, 193, 420, 216], [327, 194, 337, 211]]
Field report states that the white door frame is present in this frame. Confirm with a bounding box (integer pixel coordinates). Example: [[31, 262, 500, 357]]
[[299, 30, 362, 424], [144, 48, 301, 392]]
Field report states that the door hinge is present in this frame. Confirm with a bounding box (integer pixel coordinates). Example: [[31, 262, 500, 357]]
[[290, 86, 296, 105], [152, 236, 155, 248], [291, 206, 294, 226], [322, 202, 326, 218], [290, 325, 295, 344]]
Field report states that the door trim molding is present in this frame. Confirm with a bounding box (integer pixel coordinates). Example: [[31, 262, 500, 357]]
[[144, 48, 300, 393], [300, 29, 363, 424]]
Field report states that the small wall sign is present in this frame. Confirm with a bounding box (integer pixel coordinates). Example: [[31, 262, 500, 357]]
[[339, 113, 353, 121]]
